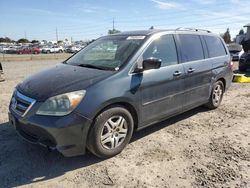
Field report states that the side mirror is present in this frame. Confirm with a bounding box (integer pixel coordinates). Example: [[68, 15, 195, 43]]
[[143, 57, 161, 71]]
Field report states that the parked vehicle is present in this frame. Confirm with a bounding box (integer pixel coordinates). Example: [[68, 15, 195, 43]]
[[9, 29, 233, 158], [227, 43, 242, 61], [239, 23, 250, 72], [65, 45, 83, 53], [42, 46, 64, 53], [230, 51, 240, 61], [1, 46, 18, 54], [16, 47, 40, 54], [0, 46, 8, 53], [239, 52, 250, 71], [239, 39, 250, 72]]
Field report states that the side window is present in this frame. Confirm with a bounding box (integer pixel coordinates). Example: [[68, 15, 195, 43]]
[[143, 35, 178, 67], [204, 36, 227, 58], [178, 34, 204, 62]]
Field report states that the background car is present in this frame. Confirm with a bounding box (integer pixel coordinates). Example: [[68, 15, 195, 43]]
[[239, 51, 250, 72], [65, 45, 83, 53], [42, 46, 64, 53], [229, 50, 240, 61], [16, 47, 40, 54], [227, 43, 242, 61]]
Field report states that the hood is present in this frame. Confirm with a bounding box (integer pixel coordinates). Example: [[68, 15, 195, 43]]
[[18, 63, 115, 101]]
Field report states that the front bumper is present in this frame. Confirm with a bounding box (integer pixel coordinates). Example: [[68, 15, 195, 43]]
[[9, 108, 92, 157]]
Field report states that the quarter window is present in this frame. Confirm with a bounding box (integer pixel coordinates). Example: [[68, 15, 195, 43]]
[[143, 35, 178, 67], [178, 34, 204, 62], [204, 36, 227, 58]]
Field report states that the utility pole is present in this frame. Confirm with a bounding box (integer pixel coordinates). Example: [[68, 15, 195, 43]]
[[56, 27, 58, 43], [24, 31, 27, 39], [112, 18, 115, 31]]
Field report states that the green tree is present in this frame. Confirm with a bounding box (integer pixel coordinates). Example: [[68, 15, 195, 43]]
[[239, 29, 244, 35], [31, 40, 39, 44], [0, 37, 12, 43], [17, 38, 29, 43], [149, 26, 154, 30], [108, 29, 121, 35], [222, 28, 231, 44]]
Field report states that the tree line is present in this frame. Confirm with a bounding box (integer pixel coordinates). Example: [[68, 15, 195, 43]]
[[0, 37, 38, 44], [0, 28, 246, 44]]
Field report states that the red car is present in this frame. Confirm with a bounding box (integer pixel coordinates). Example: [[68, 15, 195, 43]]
[[16, 47, 40, 55]]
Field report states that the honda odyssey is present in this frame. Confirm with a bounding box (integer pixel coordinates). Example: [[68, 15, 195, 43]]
[[9, 29, 233, 158]]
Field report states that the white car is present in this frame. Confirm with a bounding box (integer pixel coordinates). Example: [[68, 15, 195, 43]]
[[42, 46, 64, 53]]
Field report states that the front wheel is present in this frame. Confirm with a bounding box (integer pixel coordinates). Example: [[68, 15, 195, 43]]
[[87, 106, 134, 158], [205, 80, 224, 109]]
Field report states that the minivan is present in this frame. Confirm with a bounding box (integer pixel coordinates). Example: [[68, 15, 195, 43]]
[[9, 29, 233, 158]]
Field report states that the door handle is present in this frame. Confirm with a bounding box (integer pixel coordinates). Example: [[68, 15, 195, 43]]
[[173, 71, 182, 76], [187, 68, 195, 73]]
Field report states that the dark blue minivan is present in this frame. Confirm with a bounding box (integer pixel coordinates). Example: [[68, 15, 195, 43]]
[[9, 29, 233, 158]]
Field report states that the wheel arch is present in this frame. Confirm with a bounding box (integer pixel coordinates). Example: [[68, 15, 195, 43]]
[[91, 101, 139, 131], [216, 77, 226, 91]]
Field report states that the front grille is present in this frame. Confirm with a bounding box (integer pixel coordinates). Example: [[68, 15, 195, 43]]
[[10, 90, 36, 117]]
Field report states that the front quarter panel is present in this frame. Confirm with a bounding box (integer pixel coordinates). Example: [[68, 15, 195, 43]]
[[74, 71, 141, 121]]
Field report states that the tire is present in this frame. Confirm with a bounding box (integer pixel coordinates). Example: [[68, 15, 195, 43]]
[[205, 80, 224, 109], [87, 106, 134, 158], [46, 50, 50, 54]]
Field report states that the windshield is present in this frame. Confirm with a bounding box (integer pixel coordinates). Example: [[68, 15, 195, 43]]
[[65, 35, 145, 70]]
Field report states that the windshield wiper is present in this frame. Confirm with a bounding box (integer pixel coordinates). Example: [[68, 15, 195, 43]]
[[77, 64, 114, 71]]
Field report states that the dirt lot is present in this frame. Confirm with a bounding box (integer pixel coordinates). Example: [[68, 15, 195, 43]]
[[0, 53, 71, 62], [0, 60, 250, 188]]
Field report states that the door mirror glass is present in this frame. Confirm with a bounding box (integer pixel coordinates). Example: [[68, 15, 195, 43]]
[[143, 57, 161, 70]]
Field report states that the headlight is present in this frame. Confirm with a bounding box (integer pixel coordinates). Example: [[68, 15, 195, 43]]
[[36, 90, 86, 116]]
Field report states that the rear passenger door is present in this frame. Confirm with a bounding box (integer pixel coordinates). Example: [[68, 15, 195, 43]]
[[139, 34, 185, 125], [176, 34, 212, 110]]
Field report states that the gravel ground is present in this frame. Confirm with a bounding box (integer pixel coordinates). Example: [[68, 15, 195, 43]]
[[0, 60, 250, 188]]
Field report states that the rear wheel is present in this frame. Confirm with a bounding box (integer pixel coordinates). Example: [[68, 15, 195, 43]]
[[205, 80, 224, 109], [87, 106, 134, 158]]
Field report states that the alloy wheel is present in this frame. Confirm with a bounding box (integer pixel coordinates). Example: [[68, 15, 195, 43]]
[[100, 116, 128, 150], [212, 84, 223, 105]]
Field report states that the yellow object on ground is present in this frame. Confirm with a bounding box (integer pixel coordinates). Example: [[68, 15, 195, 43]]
[[233, 74, 250, 83]]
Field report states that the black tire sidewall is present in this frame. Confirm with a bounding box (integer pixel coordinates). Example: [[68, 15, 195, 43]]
[[87, 106, 134, 158]]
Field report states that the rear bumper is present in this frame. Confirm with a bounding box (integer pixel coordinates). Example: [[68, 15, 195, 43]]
[[8, 109, 92, 157]]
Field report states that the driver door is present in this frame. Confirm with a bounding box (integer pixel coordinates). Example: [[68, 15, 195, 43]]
[[138, 34, 185, 125]]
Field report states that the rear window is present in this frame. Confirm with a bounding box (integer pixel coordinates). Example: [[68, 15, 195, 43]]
[[178, 34, 204, 62], [204, 36, 227, 58]]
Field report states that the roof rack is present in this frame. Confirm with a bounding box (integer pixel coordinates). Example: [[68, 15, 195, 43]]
[[175, 27, 211, 33]]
